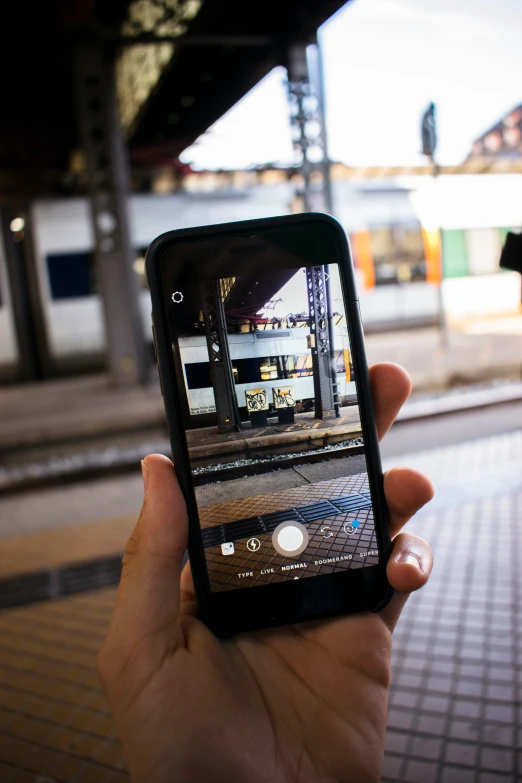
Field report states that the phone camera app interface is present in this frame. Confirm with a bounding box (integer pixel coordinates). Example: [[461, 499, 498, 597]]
[[163, 228, 379, 593]]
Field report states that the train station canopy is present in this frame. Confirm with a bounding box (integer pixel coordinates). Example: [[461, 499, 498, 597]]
[[0, 0, 347, 200]]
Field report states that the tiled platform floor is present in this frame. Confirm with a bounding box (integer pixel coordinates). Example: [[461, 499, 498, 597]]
[[1, 429, 522, 781], [0, 589, 126, 782], [383, 429, 522, 783]]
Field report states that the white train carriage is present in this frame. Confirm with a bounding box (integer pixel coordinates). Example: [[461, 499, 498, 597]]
[[29, 189, 295, 368], [179, 327, 355, 418], [2, 174, 521, 379]]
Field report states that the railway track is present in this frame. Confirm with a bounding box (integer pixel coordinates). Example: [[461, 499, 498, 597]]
[[1, 381, 519, 496]]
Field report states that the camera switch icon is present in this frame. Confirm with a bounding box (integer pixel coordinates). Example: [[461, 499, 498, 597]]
[[221, 542, 235, 556]]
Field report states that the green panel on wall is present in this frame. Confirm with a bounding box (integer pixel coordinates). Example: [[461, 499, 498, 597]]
[[441, 229, 468, 278]]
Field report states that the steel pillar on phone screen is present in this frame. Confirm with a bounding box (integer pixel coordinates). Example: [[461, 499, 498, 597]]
[[306, 265, 336, 419], [202, 281, 242, 433], [75, 45, 149, 387], [286, 40, 339, 419]]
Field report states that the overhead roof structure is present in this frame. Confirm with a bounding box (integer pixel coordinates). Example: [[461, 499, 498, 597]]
[[0, 0, 348, 199]]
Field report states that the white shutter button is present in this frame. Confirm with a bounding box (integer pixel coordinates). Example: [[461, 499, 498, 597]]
[[272, 521, 309, 557]]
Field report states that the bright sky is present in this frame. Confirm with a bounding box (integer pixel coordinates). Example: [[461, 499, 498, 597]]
[[260, 267, 345, 319], [180, 0, 522, 169]]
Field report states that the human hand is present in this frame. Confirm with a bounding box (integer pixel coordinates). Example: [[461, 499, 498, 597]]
[[98, 363, 434, 783]]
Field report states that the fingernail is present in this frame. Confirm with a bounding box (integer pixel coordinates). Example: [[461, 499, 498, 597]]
[[394, 551, 423, 572], [141, 459, 150, 495]]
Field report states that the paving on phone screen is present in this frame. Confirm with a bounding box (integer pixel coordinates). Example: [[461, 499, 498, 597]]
[[199, 472, 378, 591]]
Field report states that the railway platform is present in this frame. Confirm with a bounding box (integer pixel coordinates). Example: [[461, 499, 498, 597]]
[[1, 319, 521, 456], [1, 429, 522, 780], [1, 318, 520, 495], [186, 406, 361, 460], [0, 317, 522, 450]]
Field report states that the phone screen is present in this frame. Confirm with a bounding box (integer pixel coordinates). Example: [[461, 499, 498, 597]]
[[160, 223, 381, 595]]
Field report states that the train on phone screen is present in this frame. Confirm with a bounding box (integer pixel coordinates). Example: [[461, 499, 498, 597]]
[[179, 327, 355, 419]]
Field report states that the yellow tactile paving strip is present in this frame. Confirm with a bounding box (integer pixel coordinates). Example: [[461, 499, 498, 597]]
[[0, 517, 135, 580], [0, 589, 128, 782]]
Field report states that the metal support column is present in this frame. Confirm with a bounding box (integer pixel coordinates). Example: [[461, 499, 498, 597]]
[[1, 205, 52, 381], [308, 38, 341, 416], [75, 45, 148, 387], [202, 281, 241, 433], [286, 41, 333, 214], [287, 40, 339, 418]]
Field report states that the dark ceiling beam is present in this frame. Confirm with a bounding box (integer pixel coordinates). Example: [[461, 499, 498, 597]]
[[125, 0, 349, 153], [0, 0, 351, 197]]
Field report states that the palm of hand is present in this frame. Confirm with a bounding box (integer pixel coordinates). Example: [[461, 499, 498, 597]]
[[115, 608, 390, 783], [99, 365, 433, 783]]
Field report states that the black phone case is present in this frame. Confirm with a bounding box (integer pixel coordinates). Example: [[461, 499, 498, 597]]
[[146, 212, 393, 634]]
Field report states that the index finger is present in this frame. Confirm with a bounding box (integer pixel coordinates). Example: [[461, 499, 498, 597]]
[[369, 363, 412, 441]]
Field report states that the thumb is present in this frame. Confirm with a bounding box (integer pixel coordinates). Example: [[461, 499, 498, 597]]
[[108, 454, 189, 653], [380, 533, 433, 632]]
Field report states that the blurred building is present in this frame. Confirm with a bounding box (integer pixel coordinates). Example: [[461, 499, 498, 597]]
[[469, 104, 522, 160]]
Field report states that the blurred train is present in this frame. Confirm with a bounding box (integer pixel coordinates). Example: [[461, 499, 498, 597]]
[[180, 327, 355, 420], [0, 173, 521, 380]]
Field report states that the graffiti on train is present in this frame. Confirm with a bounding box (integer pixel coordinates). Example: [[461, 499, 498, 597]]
[[245, 388, 269, 412], [272, 386, 296, 409]]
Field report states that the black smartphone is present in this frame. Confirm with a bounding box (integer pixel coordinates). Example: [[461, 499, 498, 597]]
[[146, 213, 392, 635]]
